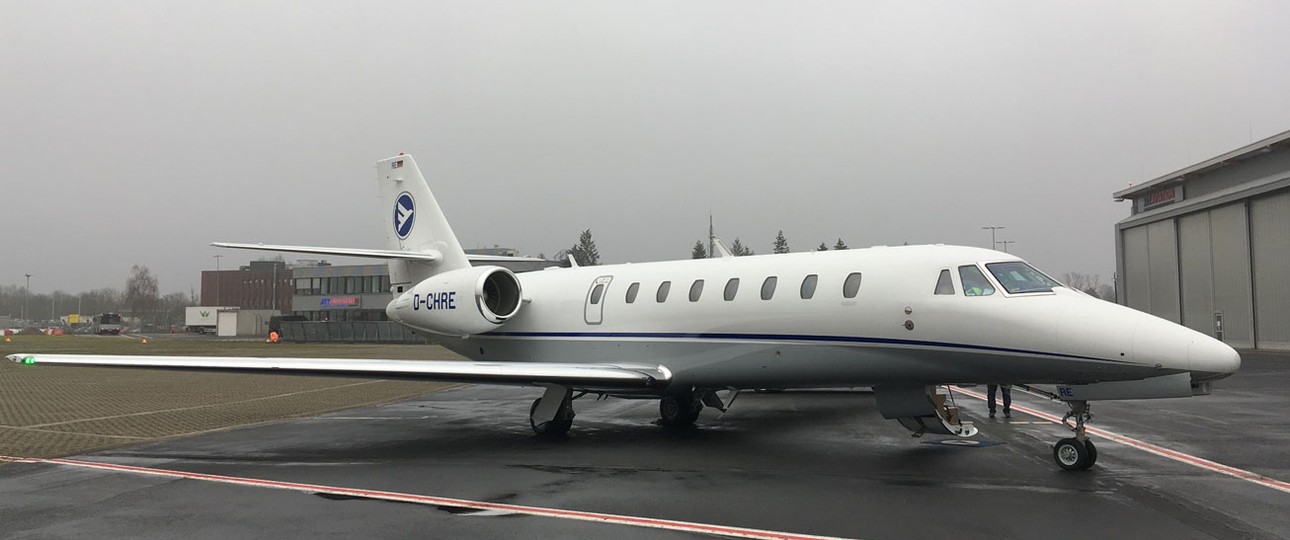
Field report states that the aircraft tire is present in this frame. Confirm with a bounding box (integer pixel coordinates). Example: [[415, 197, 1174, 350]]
[[1053, 437, 1093, 471], [529, 398, 573, 436], [659, 395, 702, 426], [1084, 439, 1097, 466]]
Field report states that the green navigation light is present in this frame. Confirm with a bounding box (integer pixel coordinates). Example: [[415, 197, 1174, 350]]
[[22, 357, 36, 365]]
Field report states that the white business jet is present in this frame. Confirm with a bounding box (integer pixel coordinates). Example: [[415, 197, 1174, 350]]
[[8, 154, 1240, 471]]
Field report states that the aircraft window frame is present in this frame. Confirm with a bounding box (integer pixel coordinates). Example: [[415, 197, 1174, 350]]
[[985, 262, 1061, 294], [842, 272, 863, 299], [934, 269, 955, 295], [690, 279, 705, 302], [761, 276, 777, 300], [724, 278, 740, 301], [958, 265, 995, 296], [589, 283, 605, 305], [800, 274, 818, 299], [656, 281, 672, 303], [625, 282, 640, 304]]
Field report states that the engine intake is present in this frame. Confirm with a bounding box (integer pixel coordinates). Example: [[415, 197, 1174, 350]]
[[388, 266, 523, 336]]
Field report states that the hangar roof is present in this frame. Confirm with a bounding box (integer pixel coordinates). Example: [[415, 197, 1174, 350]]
[[1114, 127, 1290, 201]]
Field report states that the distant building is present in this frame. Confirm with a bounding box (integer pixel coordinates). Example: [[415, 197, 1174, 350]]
[[203, 248, 561, 322], [287, 248, 562, 321], [291, 263, 391, 322], [200, 259, 293, 312], [1114, 128, 1290, 350]]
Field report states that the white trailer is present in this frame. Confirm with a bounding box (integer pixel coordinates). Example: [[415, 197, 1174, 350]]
[[185, 306, 228, 334]]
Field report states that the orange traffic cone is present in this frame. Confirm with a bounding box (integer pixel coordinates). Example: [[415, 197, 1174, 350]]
[[4, 337, 10, 343]]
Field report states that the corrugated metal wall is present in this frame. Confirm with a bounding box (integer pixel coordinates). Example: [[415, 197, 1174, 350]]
[[1251, 191, 1290, 349], [1146, 220, 1181, 323], [1177, 212, 1213, 335], [1209, 203, 1254, 348], [1123, 226, 1151, 312]]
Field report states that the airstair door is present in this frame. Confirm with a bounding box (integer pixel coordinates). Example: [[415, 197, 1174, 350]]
[[584, 276, 613, 325]]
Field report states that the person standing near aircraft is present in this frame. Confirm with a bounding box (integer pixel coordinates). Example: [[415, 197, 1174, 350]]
[[988, 384, 1011, 418]]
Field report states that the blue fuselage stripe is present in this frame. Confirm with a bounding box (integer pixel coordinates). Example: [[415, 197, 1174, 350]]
[[482, 331, 1124, 365]]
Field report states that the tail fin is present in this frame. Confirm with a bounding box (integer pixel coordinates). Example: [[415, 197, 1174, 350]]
[[376, 154, 470, 290]]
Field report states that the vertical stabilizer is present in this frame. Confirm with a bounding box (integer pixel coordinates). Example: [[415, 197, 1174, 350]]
[[376, 154, 470, 290]]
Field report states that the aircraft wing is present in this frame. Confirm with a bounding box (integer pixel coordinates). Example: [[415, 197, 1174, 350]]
[[213, 242, 547, 263], [5, 354, 670, 391]]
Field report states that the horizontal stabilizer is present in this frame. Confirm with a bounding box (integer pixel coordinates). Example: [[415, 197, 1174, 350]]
[[212, 242, 441, 261], [6, 354, 670, 390], [213, 242, 547, 264]]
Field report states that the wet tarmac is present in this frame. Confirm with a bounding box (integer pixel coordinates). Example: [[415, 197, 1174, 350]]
[[1, 352, 1287, 539]]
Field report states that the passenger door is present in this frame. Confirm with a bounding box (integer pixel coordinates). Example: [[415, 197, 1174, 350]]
[[584, 276, 613, 325]]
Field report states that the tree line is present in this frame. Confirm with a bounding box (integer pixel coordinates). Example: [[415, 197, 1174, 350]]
[[1, 265, 194, 327], [691, 231, 849, 259]]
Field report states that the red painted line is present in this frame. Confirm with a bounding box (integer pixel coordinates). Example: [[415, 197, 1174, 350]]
[[952, 387, 1290, 495], [0, 455, 857, 540]]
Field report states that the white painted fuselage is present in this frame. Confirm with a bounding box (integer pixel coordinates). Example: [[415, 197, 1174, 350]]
[[397, 244, 1239, 392]]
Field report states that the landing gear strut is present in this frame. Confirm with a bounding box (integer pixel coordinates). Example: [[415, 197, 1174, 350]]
[[659, 393, 703, 427], [1052, 400, 1097, 471], [529, 386, 575, 436]]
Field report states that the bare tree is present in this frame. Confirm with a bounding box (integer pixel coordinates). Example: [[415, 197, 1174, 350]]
[[125, 265, 160, 325]]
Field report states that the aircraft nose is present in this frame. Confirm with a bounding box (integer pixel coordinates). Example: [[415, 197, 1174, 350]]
[[1189, 335, 1241, 382]]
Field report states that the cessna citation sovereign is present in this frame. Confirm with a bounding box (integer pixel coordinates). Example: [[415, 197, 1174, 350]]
[[9, 154, 1240, 471]]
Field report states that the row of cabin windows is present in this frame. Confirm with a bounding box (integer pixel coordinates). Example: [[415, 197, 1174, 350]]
[[598, 273, 863, 305]]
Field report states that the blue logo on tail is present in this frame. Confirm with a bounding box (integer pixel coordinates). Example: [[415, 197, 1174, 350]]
[[394, 192, 415, 239]]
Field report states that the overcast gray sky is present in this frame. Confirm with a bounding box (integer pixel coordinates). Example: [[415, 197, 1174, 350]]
[[4, 1, 1290, 296]]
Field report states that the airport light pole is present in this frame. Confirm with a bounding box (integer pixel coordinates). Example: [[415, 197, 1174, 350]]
[[998, 240, 1016, 253], [982, 226, 1006, 250], [23, 273, 31, 322], [213, 254, 223, 306]]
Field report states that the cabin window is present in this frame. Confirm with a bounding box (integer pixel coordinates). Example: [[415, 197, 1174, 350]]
[[985, 262, 1060, 294], [800, 274, 818, 299], [842, 272, 863, 298], [724, 278, 740, 301], [689, 279, 705, 302], [589, 283, 605, 304], [761, 276, 778, 300], [934, 269, 955, 295], [958, 265, 995, 296], [625, 282, 640, 303], [656, 281, 672, 303]]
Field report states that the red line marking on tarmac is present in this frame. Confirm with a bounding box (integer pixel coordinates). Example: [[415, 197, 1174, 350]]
[[952, 387, 1290, 495], [0, 455, 858, 540]]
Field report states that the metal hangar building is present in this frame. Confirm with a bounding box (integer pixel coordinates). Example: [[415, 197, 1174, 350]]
[[1114, 128, 1290, 350]]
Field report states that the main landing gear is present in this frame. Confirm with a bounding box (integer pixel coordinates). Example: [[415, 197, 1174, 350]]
[[1052, 400, 1097, 471], [529, 385, 576, 436], [659, 393, 703, 427]]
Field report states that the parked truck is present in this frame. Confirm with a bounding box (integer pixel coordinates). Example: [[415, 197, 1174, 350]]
[[184, 306, 220, 334]]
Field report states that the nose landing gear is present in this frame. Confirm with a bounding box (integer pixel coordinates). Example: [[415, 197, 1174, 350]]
[[1053, 400, 1097, 470]]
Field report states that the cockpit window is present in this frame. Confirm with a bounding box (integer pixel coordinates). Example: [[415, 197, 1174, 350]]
[[934, 269, 955, 295], [985, 262, 1061, 294], [958, 265, 994, 296]]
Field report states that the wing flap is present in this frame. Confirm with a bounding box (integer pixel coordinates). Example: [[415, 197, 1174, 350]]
[[6, 354, 668, 390]]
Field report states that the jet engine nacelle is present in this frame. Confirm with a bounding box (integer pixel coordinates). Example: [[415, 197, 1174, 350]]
[[390, 266, 523, 336]]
